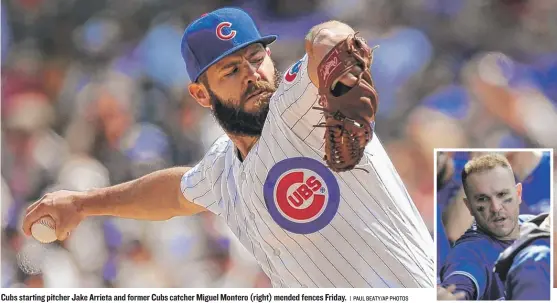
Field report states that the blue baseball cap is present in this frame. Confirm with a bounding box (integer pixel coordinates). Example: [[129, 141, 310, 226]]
[[181, 7, 277, 82]]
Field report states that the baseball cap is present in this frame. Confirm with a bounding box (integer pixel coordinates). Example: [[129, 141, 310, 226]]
[[181, 7, 277, 82]]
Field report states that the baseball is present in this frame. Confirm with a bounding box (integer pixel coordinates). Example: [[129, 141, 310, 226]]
[[31, 216, 57, 243]]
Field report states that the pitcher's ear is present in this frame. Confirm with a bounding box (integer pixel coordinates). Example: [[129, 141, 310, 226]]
[[188, 83, 211, 108]]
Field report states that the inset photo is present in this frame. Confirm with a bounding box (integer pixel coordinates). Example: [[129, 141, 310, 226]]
[[435, 149, 552, 301]]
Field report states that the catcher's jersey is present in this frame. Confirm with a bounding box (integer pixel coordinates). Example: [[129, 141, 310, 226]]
[[181, 55, 434, 288]]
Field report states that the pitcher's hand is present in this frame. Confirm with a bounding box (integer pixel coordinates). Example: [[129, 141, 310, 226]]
[[22, 190, 88, 241]]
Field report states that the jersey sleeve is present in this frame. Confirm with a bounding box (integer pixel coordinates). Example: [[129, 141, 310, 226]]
[[439, 241, 489, 300], [269, 54, 322, 145], [180, 135, 232, 216], [506, 238, 551, 300]]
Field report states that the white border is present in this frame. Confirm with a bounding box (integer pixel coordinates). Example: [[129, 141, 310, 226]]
[[433, 147, 554, 301], [551, 149, 555, 295]]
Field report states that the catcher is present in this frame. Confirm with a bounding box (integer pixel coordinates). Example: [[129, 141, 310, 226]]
[[22, 7, 434, 288]]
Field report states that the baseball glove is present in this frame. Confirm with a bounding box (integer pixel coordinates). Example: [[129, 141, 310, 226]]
[[313, 32, 378, 173]]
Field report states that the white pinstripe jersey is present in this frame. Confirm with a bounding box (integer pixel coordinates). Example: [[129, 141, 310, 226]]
[[181, 55, 435, 288]]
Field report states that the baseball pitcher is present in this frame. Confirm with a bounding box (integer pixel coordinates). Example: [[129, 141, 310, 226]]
[[22, 7, 434, 288]]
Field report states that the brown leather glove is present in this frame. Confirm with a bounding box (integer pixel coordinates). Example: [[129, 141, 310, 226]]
[[313, 33, 378, 172]]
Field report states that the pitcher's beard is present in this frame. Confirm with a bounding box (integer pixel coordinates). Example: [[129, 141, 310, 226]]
[[209, 68, 281, 137], [211, 92, 271, 137]]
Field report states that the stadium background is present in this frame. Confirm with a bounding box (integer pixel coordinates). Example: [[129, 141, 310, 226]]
[[1, 0, 556, 288]]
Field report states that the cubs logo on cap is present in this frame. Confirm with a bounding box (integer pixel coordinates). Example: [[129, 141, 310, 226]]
[[263, 157, 340, 234], [181, 7, 278, 82], [216, 22, 236, 40]]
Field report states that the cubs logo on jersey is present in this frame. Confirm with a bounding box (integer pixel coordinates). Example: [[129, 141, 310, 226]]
[[263, 157, 340, 234], [284, 59, 303, 83]]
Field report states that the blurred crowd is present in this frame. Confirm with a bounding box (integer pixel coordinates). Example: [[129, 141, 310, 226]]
[[2, 0, 557, 288]]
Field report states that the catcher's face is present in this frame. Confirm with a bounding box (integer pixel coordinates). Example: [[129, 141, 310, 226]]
[[463, 166, 522, 240], [188, 43, 280, 136]]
